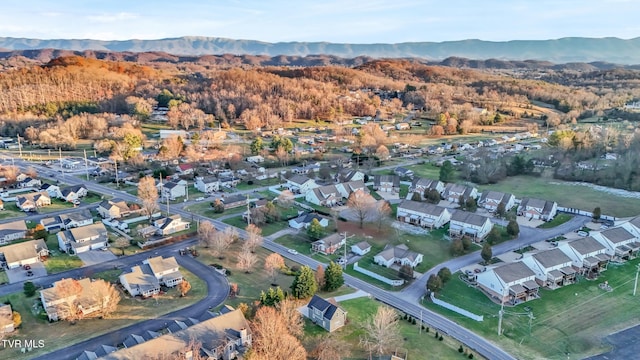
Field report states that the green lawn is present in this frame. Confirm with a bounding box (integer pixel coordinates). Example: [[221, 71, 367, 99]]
[[37, 199, 75, 214], [423, 259, 640, 360], [306, 297, 483, 360], [43, 253, 84, 273], [82, 191, 106, 204], [0, 271, 8, 285], [538, 213, 574, 229], [0, 268, 206, 360], [406, 163, 443, 180], [222, 216, 289, 236], [184, 202, 246, 219], [399, 184, 409, 199], [0, 203, 26, 220], [477, 174, 640, 218]]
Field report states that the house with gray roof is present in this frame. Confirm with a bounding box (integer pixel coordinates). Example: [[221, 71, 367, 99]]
[[409, 177, 444, 198], [0, 238, 48, 269], [284, 175, 318, 195], [517, 197, 557, 221], [351, 241, 371, 256], [476, 261, 539, 304], [142, 256, 183, 287], [59, 184, 88, 203], [119, 265, 161, 297], [288, 213, 329, 229], [311, 233, 345, 255], [16, 191, 51, 212], [558, 237, 609, 277], [152, 214, 190, 236], [591, 226, 640, 262], [478, 190, 516, 212], [57, 222, 108, 254], [307, 295, 348, 332], [373, 175, 400, 193], [396, 200, 451, 229], [40, 209, 93, 232], [97, 198, 130, 219], [449, 210, 493, 241], [374, 244, 423, 268], [521, 249, 576, 289], [442, 183, 478, 203], [0, 219, 27, 245]]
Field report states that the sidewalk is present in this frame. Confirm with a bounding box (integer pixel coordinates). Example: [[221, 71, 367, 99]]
[[333, 289, 370, 302]]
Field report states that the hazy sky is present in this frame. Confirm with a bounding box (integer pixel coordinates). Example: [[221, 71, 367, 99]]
[[1, 0, 638, 42]]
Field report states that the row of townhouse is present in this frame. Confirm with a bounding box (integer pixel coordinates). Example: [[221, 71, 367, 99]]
[[476, 216, 640, 304]]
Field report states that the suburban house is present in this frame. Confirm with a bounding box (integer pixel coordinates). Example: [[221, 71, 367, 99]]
[[98, 308, 251, 360], [218, 175, 240, 188], [289, 213, 329, 229], [97, 199, 131, 219], [76, 345, 117, 360], [122, 334, 146, 348], [307, 295, 348, 332], [394, 167, 414, 178], [152, 214, 190, 236], [306, 184, 342, 207], [40, 209, 93, 232], [0, 220, 28, 245], [16, 191, 51, 212], [160, 179, 187, 200], [59, 184, 88, 203], [57, 222, 108, 254], [374, 244, 423, 268], [40, 278, 110, 321], [175, 163, 194, 175], [311, 233, 345, 255], [335, 169, 366, 183], [351, 241, 371, 256], [521, 249, 576, 289], [40, 183, 62, 198], [246, 155, 264, 163], [558, 237, 609, 278], [0, 304, 14, 333], [220, 194, 247, 209], [396, 200, 451, 229], [18, 177, 41, 189], [194, 176, 220, 193], [478, 191, 516, 212], [142, 256, 184, 287], [0, 239, 48, 269], [476, 261, 540, 304], [517, 198, 558, 221], [373, 175, 400, 193], [591, 226, 640, 262], [120, 264, 161, 297], [338, 180, 367, 198], [449, 211, 493, 241], [410, 177, 445, 197], [284, 175, 318, 195], [442, 184, 478, 203]]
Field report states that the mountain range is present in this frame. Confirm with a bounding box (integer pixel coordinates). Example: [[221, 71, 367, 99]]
[[1, 36, 640, 64]]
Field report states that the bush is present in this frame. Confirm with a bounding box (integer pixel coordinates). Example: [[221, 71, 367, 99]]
[[412, 318, 416, 325], [459, 345, 464, 353], [438, 335, 443, 341], [468, 354, 474, 359], [23, 282, 37, 297]]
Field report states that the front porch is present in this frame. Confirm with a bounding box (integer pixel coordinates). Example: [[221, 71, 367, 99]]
[[508, 280, 539, 305]]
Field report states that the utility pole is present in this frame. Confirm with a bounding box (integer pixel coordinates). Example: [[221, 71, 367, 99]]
[[114, 159, 119, 189], [498, 289, 505, 336], [59, 148, 64, 177], [17, 135, 22, 158], [246, 193, 251, 225], [634, 264, 640, 296], [84, 149, 89, 181]]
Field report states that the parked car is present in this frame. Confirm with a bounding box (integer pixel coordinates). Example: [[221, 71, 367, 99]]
[[23, 265, 31, 270], [195, 197, 205, 201], [287, 249, 298, 255], [26, 270, 33, 277]]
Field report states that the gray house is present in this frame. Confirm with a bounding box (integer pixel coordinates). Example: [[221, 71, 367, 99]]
[[307, 295, 347, 332]]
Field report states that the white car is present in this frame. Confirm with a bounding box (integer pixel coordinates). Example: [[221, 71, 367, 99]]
[[287, 249, 298, 255], [195, 197, 205, 201]]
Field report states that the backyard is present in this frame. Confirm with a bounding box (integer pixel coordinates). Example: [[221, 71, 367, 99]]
[[0, 268, 206, 360], [0, 202, 26, 220], [422, 258, 640, 360]]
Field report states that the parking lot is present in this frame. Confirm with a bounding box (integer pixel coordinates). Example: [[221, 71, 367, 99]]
[[77, 249, 117, 266], [6, 262, 47, 284]]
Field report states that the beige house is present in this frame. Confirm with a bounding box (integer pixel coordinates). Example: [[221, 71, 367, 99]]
[[442, 184, 477, 203], [410, 177, 444, 198], [0, 220, 28, 245], [396, 200, 451, 229], [521, 249, 576, 289], [40, 278, 112, 321], [517, 198, 557, 221], [16, 191, 51, 212], [97, 199, 130, 219], [152, 215, 190, 236], [142, 256, 183, 287], [478, 191, 516, 212], [307, 295, 348, 332], [0, 304, 15, 333], [1, 239, 48, 269], [119, 265, 161, 297], [57, 223, 108, 254]]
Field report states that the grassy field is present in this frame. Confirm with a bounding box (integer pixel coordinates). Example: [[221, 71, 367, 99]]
[[184, 202, 246, 219], [0, 268, 206, 360], [0, 203, 26, 220], [43, 253, 84, 273], [423, 258, 640, 360], [222, 215, 290, 236], [477, 174, 640, 218], [538, 213, 574, 229], [37, 199, 75, 214], [406, 163, 444, 180], [304, 297, 484, 360]]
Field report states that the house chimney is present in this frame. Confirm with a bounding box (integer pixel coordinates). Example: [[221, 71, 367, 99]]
[[239, 328, 249, 344]]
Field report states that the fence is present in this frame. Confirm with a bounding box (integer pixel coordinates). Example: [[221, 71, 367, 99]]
[[122, 212, 161, 224], [430, 293, 484, 322], [353, 262, 404, 286], [557, 207, 616, 221]]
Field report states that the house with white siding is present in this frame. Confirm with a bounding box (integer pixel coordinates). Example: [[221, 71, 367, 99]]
[[521, 249, 576, 289], [591, 226, 640, 262], [476, 261, 539, 304], [57, 223, 108, 254], [478, 191, 516, 212], [517, 198, 557, 221], [396, 200, 451, 229], [558, 236, 609, 278], [372, 175, 400, 193], [374, 244, 423, 268], [284, 175, 318, 195], [449, 211, 493, 241], [409, 177, 444, 198], [442, 184, 477, 203], [0, 220, 28, 245], [194, 176, 220, 193]]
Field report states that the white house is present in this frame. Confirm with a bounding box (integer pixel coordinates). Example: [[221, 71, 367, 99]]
[[59, 185, 88, 203], [373, 175, 400, 193], [449, 211, 493, 241], [478, 191, 516, 212], [442, 184, 478, 203], [335, 169, 365, 183], [160, 179, 187, 200], [1, 239, 48, 269], [373, 244, 423, 268], [152, 214, 190, 236], [40, 209, 93, 232], [16, 191, 51, 212], [57, 223, 108, 254], [410, 177, 444, 197], [476, 261, 539, 304], [0, 220, 28, 245], [18, 177, 41, 189], [591, 226, 640, 262], [288, 213, 329, 229], [521, 249, 576, 289], [517, 198, 558, 221], [194, 176, 220, 193], [558, 236, 609, 278], [284, 175, 318, 195], [40, 183, 62, 198], [246, 155, 264, 164], [396, 200, 451, 229], [351, 241, 371, 256], [142, 256, 183, 287], [306, 185, 341, 207]]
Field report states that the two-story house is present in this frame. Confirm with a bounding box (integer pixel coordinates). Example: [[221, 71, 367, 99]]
[[16, 191, 51, 212], [152, 214, 190, 236], [142, 256, 183, 287], [558, 236, 609, 278], [409, 177, 445, 198], [194, 176, 220, 193], [591, 226, 640, 262], [396, 200, 451, 229], [40, 209, 93, 232], [521, 249, 576, 289], [40, 278, 112, 321], [442, 184, 478, 203], [449, 211, 493, 241], [160, 179, 187, 200], [517, 198, 558, 221], [97, 199, 130, 219], [17, 177, 41, 189], [373, 175, 400, 193], [306, 184, 341, 207], [477, 191, 516, 212], [59, 185, 88, 203], [40, 183, 62, 198], [307, 295, 348, 332], [57, 223, 108, 254], [476, 261, 539, 304], [0, 220, 28, 245], [284, 175, 318, 195]]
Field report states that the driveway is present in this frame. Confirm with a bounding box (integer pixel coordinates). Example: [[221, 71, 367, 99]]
[[77, 249, 117, 266], [6, 262, 47, 284]]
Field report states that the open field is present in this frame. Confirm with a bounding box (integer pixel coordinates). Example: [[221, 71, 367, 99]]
[[423, 259, 640, 360], [477, 174, 640, 218], [0, 268, 206, 360], [184, 202, 246, 219], [222, 215, 290, 236], [304, 297, 484, 360]]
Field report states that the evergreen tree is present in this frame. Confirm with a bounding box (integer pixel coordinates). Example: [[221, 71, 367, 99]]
[[23, 281, 36, 297], [250, 137, 264, 155], [259, 287, 285, 306], [507, 220, 520, 237], [481, 243, 493, 264], [437, 267, 452, 284], [290, 266, 317, 299], [439, 160, 455, 182], [592, 207, 601, 221], [324, 262, 344, 292]]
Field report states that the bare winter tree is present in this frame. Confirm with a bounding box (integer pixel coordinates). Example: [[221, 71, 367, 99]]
[[54, 278, 83, 323], [197, 221, 217, 248], [276, 190, 295, 208], [346, 189, 376, 228], [113, 237, 131, 256], [90, 279, 121, 319], [210, 226, 237, 258], [277, 298, 304, 338], [360, 306, 402, 356], [250, 306, 307, 360], [237, 249, 258, 273], [137, 176, 159, 218], [264, 253, 285, 284], [243, 224, 263, 253], [311, 334, 351, 360], [372, 200, 392, 232]]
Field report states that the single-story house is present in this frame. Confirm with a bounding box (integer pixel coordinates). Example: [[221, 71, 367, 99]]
[[97, 199, 130, 219], [307, 295, 348, 332], [143, 256, 183, 287], [220, 194, 247, 209], [478, 191, 516, 212], [16, 191, 51, 212], [591, 226, 640, 262], [289, 213, 329, 229], [351, 241, 371, 256], [0, 220, 28, 245], [442, 184, 478, 203], [396, 200, 451, 229], [517, 198, 558, 221], [311, 233, 345, 255], [449, 211, 493, 241], [152, 214, 190, 236], [0, 238, 48, 269], [374, 244, 423, 268], [40, 209, 93, 232], [57, 222, 108, 254], [476, 261, 540, 304], [373, 175, 400, 193], [521, 249, 576, 289], [558, 236, 609, 277]]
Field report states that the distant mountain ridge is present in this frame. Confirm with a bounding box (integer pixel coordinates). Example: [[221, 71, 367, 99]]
[[1, 36, 640, 64]]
